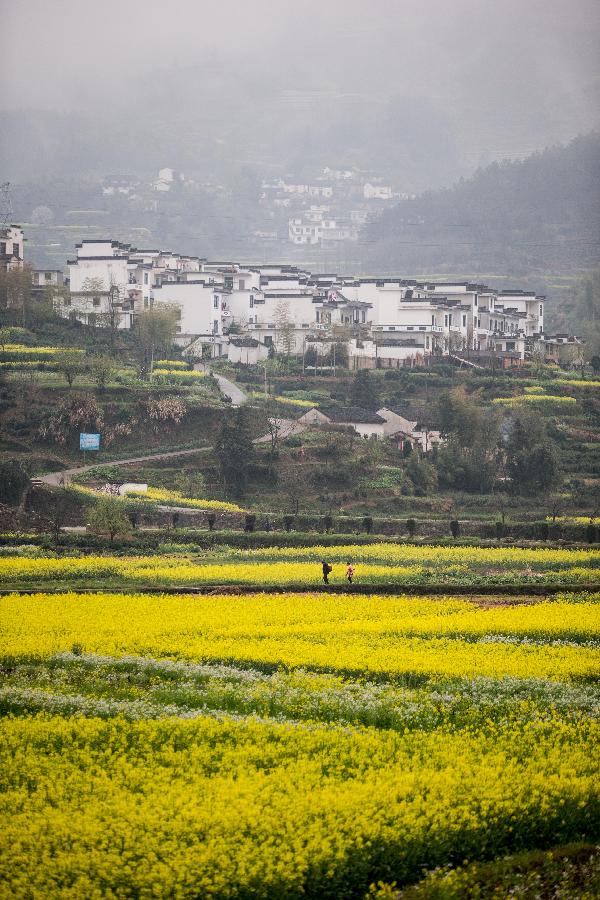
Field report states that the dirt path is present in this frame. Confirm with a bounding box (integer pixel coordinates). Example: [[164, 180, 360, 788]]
[[193, 364, 248, 407], [38, 446, 211, 486]]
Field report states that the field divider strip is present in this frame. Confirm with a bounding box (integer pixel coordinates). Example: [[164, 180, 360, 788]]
[[1, 583, 599, 596]]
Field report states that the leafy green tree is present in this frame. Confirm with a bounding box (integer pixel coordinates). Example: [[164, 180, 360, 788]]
[[54, 349, 84, 388], [88, 496, 132, 544], [174, 471, 206, 498], [88, 354, 116, 391], [436, 386, 500, 492], [405, 451, 438, 495], [438, 386, 484, 447], [505, 410, 561, 495], [136, 306, 179, 374], [349, 369, 381, 410], [214, 408, 255, 499], [0, 459, 30, 506]]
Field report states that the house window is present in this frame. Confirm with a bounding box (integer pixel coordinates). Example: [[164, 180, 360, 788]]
[[0, 242, 5, 255], [93, 297, 101, 307], [264, 335, 273, 346], [144, 272, 148, 284], [474, 295, 478, 306], [539, 304, 543, 316], [45, 271, 52, 281], [239, 279, 245, 290], [431, 315, 435, 326], [249, 295, 254, 308], [213, 320, 219, 334], [444, 315, 448, 327], [407, 326, 414, 331], [507, 342, 515, 350], [213, 296, 219, 309], [12, 243, 20, 257], [426, 336, 430, 349], [462, 314, 467, 327], [64, 297, 71, 307], [88, 313, 97, 326], [361, 310, 366, 323]]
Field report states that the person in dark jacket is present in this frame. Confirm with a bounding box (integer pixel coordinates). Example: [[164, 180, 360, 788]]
[[322, 561, 332, 584]]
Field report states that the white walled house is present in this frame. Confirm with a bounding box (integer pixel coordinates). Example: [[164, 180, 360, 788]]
[[377, 407, 444, 452], [0, 226, 24, 271], [151, 280, 223, 348], [228, 337, 270, 365], [68, 240, 130, 295], [31, 269, 65, 299], [55, 236, 549, 361], [363, 183, 393, 200], [298, 406, 386, 439]]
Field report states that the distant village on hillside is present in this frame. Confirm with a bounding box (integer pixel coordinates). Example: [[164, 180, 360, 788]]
[[2, 225, 584, 371]]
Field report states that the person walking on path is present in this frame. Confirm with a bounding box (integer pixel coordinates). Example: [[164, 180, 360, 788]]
[[346, 562, 355, 585], [322, 561, 332, 585]]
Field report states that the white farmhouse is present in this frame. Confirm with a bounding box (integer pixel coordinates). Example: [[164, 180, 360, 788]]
[[151, 278, 224, 354], [298, 406, 386, 439]]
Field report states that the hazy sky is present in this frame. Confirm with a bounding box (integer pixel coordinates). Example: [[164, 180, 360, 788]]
[[2, 0, 598, 106], [1, 0, 599, 169]]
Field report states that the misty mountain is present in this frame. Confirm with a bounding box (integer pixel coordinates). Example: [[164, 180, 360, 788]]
[[0, 88, 464, 193], [363, 133, 600, 280]]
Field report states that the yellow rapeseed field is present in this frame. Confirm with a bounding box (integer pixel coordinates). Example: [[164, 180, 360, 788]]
[[0, 714, 598, 899], [1, 592, 598, 680]]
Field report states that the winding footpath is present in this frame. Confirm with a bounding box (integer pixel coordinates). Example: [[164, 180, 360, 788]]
[[39, 368, 249, 486], [39, 371, 305, 486], [38, 446, 212, 486]]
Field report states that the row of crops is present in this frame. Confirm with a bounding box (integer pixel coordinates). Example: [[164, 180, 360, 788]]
[[0, 589, 598, 897], [1, 541, 598, 588]]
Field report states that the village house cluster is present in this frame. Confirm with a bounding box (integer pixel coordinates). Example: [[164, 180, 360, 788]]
[[2, 226, 583, 370], [260, 167, 405, 248]]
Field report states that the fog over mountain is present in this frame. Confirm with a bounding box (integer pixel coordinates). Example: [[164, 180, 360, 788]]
[[1, 0, 599, 189]]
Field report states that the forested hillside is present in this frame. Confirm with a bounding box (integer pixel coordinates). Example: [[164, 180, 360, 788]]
[[364, 134, 600, 296]]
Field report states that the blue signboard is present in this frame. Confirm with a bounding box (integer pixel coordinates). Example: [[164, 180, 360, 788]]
[[80, 433, 101, 451]]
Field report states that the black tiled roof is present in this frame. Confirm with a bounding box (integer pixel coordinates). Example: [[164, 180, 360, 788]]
[[318, 406, 385, 424]]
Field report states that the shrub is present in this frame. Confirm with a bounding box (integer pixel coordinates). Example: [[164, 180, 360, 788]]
[[495, 521, 504, 540], [406, 518, 417, 537], [362, 516, 373, 534], [244, 514, 256, 533], [206, 513, 216, 531], [539, 522, 550, 541], [323, 515, 333, 534], [283, 515, 295, 532], [450, 519, 460, 539], [586, 522, 597, 544]]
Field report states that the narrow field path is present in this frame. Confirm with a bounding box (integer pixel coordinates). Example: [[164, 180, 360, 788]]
[[193, 364, 248, 406], [38, 446, 211, 486]]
